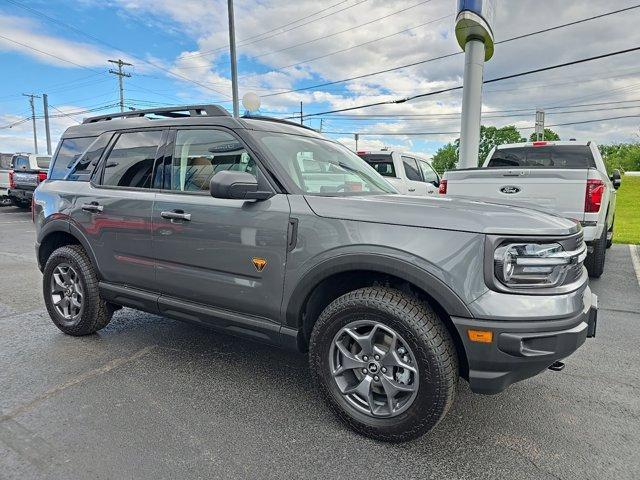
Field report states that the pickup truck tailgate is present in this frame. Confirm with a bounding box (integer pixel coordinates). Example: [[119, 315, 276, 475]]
[[13, 171, 39, 189], [446, 168, 587, 222]]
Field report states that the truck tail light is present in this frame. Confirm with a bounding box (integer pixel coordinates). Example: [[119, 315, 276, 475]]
[[37, 171, 47, 183], [584, 179, 604, 212], [438, 179, 447, 194], [9, 170, 15, 189]]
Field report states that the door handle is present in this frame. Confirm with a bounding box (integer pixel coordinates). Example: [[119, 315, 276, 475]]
[[81, 202, 103, 213], [408, 188, 416, 192], [161, 210, 191, 221]]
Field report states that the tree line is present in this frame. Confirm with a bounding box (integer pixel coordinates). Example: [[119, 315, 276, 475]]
[[431, 125, 639, 174]]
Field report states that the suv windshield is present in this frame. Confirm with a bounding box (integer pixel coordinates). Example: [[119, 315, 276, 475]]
[[487, 145, 596, 169], [253, 132, 396, 196]]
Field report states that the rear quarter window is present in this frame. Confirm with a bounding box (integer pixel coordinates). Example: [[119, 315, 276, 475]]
[[48, 136, 98, 181], [359, 154, 396, 177], [487, 145, 596, 169], [36, 156, 50, 169]]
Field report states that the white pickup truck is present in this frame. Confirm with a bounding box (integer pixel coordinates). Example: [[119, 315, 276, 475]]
[[357, 150, 441, 196], [441, 141, 621, 278]]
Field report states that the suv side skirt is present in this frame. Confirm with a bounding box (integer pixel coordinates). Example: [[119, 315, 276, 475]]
[[99, 282, 296, 349]]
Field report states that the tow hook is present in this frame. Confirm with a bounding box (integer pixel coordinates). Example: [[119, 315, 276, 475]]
[[548, 361, 565, 371]]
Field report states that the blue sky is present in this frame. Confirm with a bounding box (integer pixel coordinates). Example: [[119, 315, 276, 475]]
[[1, 0, 640, 155]]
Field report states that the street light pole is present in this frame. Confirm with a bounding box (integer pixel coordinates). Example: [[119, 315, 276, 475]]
[[227, 0, 240, 117], [455, 1, 496, 168], [42, 93, 52, 155]]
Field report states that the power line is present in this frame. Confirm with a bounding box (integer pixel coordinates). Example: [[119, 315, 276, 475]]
[[234, 14, 451, 78], [321, 112, 640, 136], [293, 46, 640, 119], [185, 0, 370, 59], [263, 3, 640, 97], [250, 0, 435, 61], [4, 0, 230, 100]]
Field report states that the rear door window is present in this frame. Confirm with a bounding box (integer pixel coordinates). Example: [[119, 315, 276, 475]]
[[101, 131, 162, 188], [487, 145, 596, 168], [48, 136, 97, 180], [401, 156, 422, 181]]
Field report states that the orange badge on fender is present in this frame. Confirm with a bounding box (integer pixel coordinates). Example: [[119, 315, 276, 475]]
[[252, 257, 267, 272]]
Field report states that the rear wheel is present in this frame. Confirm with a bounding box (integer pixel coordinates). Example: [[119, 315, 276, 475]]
[[309, 287, 458, 442], [43, 245, 113, 335], [606, 217, 614, 249], [585, 227, 607, 278], [14, 199, 30, 209]]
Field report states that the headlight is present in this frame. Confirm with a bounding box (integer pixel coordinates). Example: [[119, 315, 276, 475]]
[[494, 242, 586, 288]]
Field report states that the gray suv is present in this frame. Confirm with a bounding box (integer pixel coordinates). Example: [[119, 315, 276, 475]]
[[33, 105, 598, 442]]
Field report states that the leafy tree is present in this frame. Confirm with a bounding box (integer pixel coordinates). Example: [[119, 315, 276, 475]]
[[432, 125, 526, 173], [479, 125, 524, 163], [528, 128, 561, 142], [432, 142, 458, 174], [599, 142, 640, 174]]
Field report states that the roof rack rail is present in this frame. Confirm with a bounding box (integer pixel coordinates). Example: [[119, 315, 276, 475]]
[[241, 114, 318, 132], [83, 104, 230, 124]]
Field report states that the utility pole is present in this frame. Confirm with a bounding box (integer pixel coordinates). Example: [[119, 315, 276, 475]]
[[108, 59, 132, 112], [300, 102, 304, 125], [319, 119, 323, 132], [227, 0, 240, 117], [23, 93, 40, 154], [42, 94, 52, 155], [354, 133, 359, 151]]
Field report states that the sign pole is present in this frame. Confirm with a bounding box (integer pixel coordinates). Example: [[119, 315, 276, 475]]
[[455, 0, 496, 168]]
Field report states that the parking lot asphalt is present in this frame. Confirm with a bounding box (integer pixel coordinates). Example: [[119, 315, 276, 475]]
[[1, 205, 639, 480]]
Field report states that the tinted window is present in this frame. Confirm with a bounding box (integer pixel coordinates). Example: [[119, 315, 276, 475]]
[[36, 156, 50, 169], [68, 135, 111, 181], [402, 156, 422, 181], [359, 154, 396, 177], [419, 161, 438, 184], [487, 145, 596, 168], [12, 156, 29, 171], [170, 129, 255, 192], [102, 131, 161, 188], [48, 137, 97, 180]]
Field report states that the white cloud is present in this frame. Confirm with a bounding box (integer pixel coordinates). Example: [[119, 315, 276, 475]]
[[0, 13, 124, 69]]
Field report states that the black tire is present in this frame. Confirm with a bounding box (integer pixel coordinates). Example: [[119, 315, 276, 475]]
[[606, 217, 614, 249], [585, 227, 607, 278], [309, 287, 458, 442], [42, 245, 113, 336], [15, 199, 30, 210]]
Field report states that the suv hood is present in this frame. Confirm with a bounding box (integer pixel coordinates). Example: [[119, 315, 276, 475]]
[[304, 194, 579, 236]]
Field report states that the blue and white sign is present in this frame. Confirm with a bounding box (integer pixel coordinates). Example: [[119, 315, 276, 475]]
[[455, 0, 496, 59]]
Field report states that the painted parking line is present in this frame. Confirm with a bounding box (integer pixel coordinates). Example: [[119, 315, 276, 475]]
[[0, 221, 31, 224], [630, 244, 640, 288]]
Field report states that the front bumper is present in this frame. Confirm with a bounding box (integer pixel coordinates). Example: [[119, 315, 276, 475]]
[[452, 290, 598, 395]]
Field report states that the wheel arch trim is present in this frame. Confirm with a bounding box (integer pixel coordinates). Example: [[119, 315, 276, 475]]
[[283, 253, 473, 329]]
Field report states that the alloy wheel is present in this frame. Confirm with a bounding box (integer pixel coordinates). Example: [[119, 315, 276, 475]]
[[329, 320, 419, 418], [50, 263, 84, 323]]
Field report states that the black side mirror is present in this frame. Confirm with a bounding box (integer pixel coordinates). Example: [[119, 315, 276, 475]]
[[610, 169, 622, 190], [431, 177, 440, 188], [209, 171, 273, 200]]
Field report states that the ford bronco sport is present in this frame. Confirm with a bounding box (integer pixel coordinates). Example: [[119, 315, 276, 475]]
[[33, 105, 598, 442]]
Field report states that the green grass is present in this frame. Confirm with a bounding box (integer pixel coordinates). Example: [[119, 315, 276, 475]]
[[614, 175, 640, 245]]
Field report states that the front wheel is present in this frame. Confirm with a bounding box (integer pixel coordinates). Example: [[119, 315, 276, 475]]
[[309, 287, 458, 442]]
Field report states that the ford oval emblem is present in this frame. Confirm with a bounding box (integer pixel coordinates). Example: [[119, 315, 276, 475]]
[[500, 185, 521, 194]]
